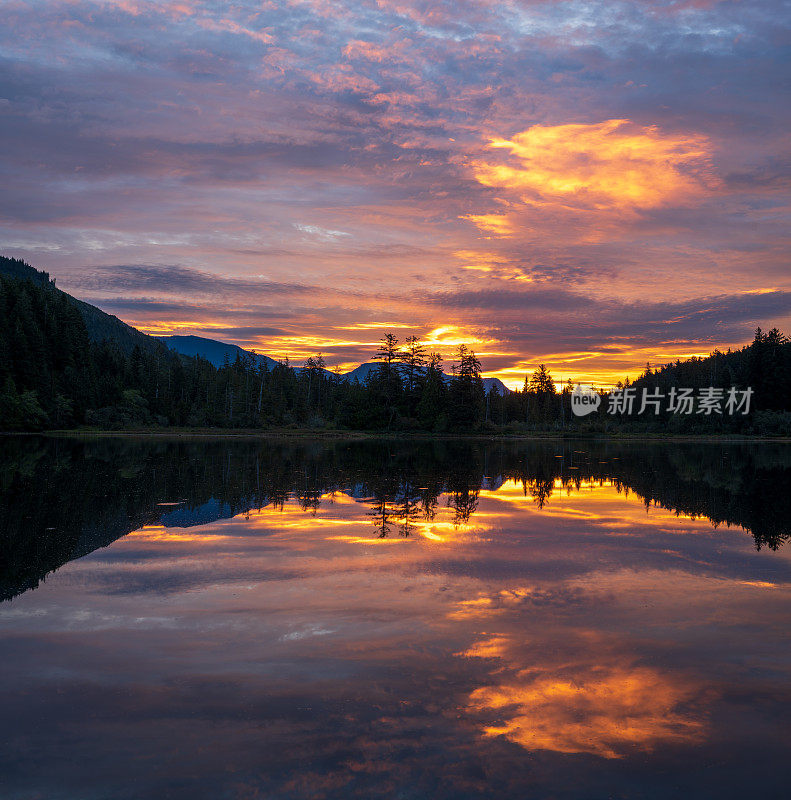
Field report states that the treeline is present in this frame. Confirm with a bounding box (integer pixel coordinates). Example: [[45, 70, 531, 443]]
[[1, 260, 790, 433], [625, 328, 791, 434], [0, 268, 504, 431]]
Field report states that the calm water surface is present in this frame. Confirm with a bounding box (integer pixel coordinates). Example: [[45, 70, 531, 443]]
[[1, 437, 790, 799]]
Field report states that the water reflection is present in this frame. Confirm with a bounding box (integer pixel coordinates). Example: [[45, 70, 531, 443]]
[[2, 438, 790, 602], [1, 437, 790, 799], [466, 642, 706, 759]]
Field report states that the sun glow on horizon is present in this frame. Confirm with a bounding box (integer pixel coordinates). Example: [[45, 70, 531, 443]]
[[130, 315, 746, 390]]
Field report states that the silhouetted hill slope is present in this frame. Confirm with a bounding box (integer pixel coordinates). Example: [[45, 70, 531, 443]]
[[0, 256, 50, 284], [70, 295, 165, 355], [0, 256, 164, 355]]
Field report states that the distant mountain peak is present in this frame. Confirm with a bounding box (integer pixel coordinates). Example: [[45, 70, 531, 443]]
[[158, 335, 280, 370], [159, 338, 513, 394]]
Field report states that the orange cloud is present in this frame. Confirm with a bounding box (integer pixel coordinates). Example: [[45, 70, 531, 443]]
[[472, 119, 715, 214], [460, 212, 516, 237], [459, 627, 708, 760], [424, 324, 492, 349], [484, 341, 723, 390], [469, 663, 705, 758]]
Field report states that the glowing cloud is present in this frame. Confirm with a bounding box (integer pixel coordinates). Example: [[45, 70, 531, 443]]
[[469, 664, 705, 758], [470, 119, 715, 221], [424, 325, 491, 349]]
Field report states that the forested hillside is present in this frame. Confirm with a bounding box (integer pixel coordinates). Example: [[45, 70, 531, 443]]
[[1, 256, 790, 434], [626, 329, 791, 434], [0, 257, 163, 355]]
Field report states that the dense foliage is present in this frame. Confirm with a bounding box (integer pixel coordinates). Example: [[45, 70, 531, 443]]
[[1, 257, 790, 434]]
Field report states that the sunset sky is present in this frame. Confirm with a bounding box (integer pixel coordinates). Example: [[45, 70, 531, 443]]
[[2, 0, 790, 387]]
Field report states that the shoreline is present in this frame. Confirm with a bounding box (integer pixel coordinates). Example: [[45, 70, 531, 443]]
[[3, 428, 790, 443]]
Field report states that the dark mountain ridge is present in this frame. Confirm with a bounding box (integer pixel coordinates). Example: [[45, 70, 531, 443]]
[[0, 256, 165, 355]]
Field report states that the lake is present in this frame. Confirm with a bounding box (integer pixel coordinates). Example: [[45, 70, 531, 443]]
[[1, 437, 790, 799]]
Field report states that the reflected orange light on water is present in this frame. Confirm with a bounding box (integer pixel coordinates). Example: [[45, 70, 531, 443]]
[[89, 459, 791, 773], [455, 627, 708, 760], [127, 477, 733, 563], [479, 479, 718, 532], [129, 525, 232, 543], [468, 665, 705, 759], [325, 535, 408, 545]]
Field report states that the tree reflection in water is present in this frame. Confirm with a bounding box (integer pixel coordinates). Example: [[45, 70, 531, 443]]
[[1, 436, 790, 602]]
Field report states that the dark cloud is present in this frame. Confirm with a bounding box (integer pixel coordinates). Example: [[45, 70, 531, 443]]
[[84, 297, 304, 322], [66, 264, 313, 296], [428, 287, 791, 355]]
